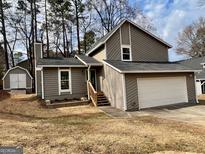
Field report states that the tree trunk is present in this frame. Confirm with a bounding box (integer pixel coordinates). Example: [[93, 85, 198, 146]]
[[62, 10, 66, 57], [0, 0, 9, 70], [70, 25, 73, 54], [30, 0, 35, 92], [7, 42, 14, 67], [45, 0, 49, 57], [75, 0, 81, 54], [84, 34, 86, 54], [34, 0, 38, 41]]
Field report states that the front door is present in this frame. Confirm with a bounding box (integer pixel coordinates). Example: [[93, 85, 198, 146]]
[[90, 70, 97, 90]]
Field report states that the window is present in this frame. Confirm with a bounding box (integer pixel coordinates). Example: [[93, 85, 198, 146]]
[[59, 69, 71, 93], [121, 45, 131, 61]]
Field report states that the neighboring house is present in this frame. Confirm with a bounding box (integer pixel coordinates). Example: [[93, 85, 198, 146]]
[[35, 19, 200, 111], [180, 57, 205, 95], [2, 66, 33, 93]]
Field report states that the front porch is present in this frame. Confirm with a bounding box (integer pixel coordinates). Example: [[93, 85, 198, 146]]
[[75, 55, 110, 107]]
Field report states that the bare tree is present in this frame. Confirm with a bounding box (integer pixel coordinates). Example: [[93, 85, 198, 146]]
[[45, 0, 49, 57], [71, 0, 85, 54], [176, 17, 205, 57], [0, 0, 9, 70], [89, 0, 137, 33]]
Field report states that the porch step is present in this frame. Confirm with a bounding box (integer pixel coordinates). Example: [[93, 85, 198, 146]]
[[97, 92, 110, 106]]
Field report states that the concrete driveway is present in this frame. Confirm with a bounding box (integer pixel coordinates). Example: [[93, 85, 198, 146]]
[[100, 103, 205, 126], [129, 103, 205, 126]]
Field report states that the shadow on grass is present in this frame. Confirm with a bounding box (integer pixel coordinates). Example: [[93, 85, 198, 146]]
[[0, 111, 108, 123], [0, 90, 10, 101]]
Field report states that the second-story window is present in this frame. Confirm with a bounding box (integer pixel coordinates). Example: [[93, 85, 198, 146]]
[[121, 45, 131, 61]]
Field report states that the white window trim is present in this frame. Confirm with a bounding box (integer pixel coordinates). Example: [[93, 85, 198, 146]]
[[58, 69, 72, 94], [121, 45, 132, 61]]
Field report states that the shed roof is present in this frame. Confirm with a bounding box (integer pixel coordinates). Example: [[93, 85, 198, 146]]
[[104, 60, 200, 73]]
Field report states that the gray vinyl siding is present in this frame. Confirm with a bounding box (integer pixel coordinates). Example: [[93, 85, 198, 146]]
[[3, 67, 32, 90], [98, 64, 125, 110], [106, 29, 121, 60], [36, 70, 42, 97], [125, 73, 196, 111], [43, 67, 87, 101], [130, 24, 168, 62], [105, 21, 169, 62], [121, 22, 130, 45]]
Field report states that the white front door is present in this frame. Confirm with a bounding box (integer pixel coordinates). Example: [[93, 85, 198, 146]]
[[10, 74, 26, 89], [137, 76, 188, 109]]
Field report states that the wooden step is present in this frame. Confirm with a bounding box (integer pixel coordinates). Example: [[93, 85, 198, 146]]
[[96, 92, 110, 106], [97, 97, 107, 100], [97, 103, 110, 106], [98, 99, 108, 103]]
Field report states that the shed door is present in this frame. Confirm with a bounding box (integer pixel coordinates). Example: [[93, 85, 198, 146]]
[[137, 76, 188, 109], [10, 74, 26, 89]]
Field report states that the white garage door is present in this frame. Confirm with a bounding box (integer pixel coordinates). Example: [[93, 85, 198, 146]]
[[137, 76, 188, 109], [10, 74, 26, 89]]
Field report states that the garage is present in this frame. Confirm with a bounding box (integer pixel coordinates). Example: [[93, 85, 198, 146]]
[[2, 66, 33, 93], [137, 76, 189, 109]]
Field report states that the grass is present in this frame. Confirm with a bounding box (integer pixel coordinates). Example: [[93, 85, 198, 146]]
[[0, 94, 205, 154]]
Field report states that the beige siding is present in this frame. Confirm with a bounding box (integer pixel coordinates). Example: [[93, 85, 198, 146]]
[[106, 29, 121, 60], [92, 48, 106, 62], [43, 67, 87, 101], [99, 64, 125, 110], [3, 67, 32, 90], [130, 24, 168, 62], [125, 73, 196, 111], [121, 22, 130, 45]]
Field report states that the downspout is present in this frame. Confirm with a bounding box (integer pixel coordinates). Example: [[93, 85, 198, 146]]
[[194, 72, 199, 104], [87, 65, 91, 100]]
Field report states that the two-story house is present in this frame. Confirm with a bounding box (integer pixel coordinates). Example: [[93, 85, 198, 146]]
[[33, 19, 199, 111]]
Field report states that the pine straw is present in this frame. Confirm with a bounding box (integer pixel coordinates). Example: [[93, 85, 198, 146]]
[[0, 94, 205, 154]]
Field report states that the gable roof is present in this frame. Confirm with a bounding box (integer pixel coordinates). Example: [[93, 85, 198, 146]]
[[179, 57, 205, 70], [86, 19, 172, 56], [104, 60, 200, 73], [180, 57, 205, 79], [36, 57, 86, 67], [2, 66, 33, 80]]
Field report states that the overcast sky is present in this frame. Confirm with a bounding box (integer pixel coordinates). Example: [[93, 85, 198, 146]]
[[132, 0, 205, 61]]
